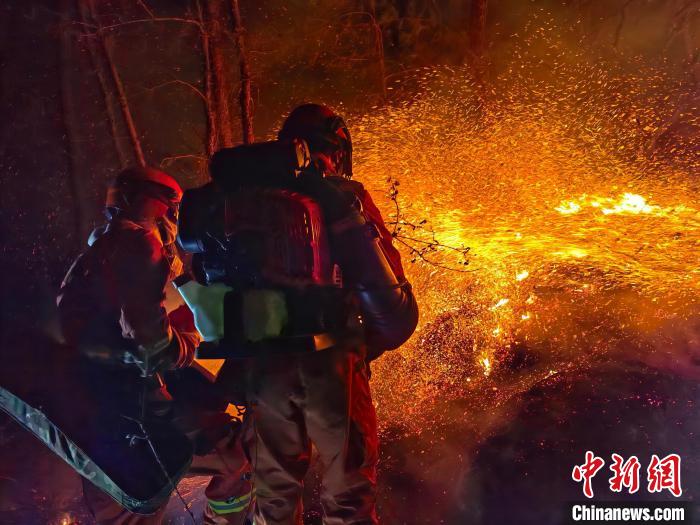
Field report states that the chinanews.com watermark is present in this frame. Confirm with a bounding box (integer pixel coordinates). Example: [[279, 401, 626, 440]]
[[568, 503, 690, 523], [565, 451, 693, 524]]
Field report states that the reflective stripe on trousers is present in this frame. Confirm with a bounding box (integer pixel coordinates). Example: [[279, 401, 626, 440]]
[[207, 489, 254, 515]]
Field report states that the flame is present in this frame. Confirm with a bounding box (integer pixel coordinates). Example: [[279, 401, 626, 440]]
[[555, 192, 692, 218], [491, 298, 510, 310], [351, 42, 699, 433], [480, 357, 492, 377], [601, 193, 654, 215], [555, 201, 582, 214]]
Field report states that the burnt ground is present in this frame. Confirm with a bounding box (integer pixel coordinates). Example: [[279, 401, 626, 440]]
[[1, 356, 698, 524]]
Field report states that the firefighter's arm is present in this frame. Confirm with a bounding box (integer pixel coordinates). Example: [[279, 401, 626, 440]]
[[112, 231, 198, 373], [337, 191, 418, 356], [306, 177, 419, 358]]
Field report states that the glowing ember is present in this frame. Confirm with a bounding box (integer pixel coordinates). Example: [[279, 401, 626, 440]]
[[555, 201, 582, 214], [491, 298, 510, 310], [480, 357, 492, 377], [351, 51, 699, 434]]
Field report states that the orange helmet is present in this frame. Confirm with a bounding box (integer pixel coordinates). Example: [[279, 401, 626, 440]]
[[105, 166, 182, 216]]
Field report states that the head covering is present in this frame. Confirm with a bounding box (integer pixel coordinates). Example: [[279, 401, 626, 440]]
[[278, 104, 353, 178]]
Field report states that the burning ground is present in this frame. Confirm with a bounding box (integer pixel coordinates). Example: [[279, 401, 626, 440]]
[[349, 37, 699, 524]]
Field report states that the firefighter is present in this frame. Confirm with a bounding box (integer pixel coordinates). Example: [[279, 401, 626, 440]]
[[56, 167, 252, 524], [244, 104, 419, 524]]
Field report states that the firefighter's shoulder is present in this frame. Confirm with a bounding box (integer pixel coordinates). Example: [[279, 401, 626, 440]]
[[329, 177, 366, 197]]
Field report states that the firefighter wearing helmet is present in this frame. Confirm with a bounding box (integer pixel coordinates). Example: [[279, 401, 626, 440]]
[[56, 167, 252, 524], [243, 104, 419, 524]]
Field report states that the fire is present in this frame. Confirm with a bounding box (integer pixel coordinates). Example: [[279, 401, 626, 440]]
[[480, 357, 492, 377], [602, 193, 653, 215], [555, 201, 582, 214], [351, 57, 699, 433], [490, 298, 509, 310], [556, 192, 660, 216]]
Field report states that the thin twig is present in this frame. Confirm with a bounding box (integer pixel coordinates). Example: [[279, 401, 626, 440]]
[[393, 236, 477, 273], [142, 79, 206, 102], [77, 17, 202, 34], [385, 177, 474, 273], [160, 154, 207, 168], [136, 0, 156, 19]]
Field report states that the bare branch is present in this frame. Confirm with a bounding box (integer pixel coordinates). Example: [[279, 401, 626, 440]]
[[141, 79, 206, 102], [76, 16, 202, 34], [136, 0, 156, 20], [160, 154, 208, 168], [385, 177, 474, 273], [393, 236, 477, 273]]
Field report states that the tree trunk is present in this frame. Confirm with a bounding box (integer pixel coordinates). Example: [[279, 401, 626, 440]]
[[230, 0, 254, 144], [469, 0, 488, 62], [60, 0, 87, 245], [88, 0, 146, 166], [195, 0, 218, 156], [76, 0, 130, 167], [206, 0, 235, 148], [367, 0, 387, 100], [468, 0, 489, 110]]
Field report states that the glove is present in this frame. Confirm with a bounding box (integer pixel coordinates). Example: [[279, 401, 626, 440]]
[[120, 301, 200, 377], [124, 337, 178, 376]]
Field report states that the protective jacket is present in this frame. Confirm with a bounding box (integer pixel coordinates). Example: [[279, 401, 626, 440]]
[[57, 217, 198, 371]]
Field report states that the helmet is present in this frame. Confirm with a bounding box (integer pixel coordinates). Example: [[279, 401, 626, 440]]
[[105, 166, 183, 217], [278, 103, 353, 178]]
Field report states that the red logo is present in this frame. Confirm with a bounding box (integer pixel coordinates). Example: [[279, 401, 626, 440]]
[[647, 454, 682, 497], [609, 454, 641, 494], [573, 452, 682, 498], [572, 451, 606, 498]]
